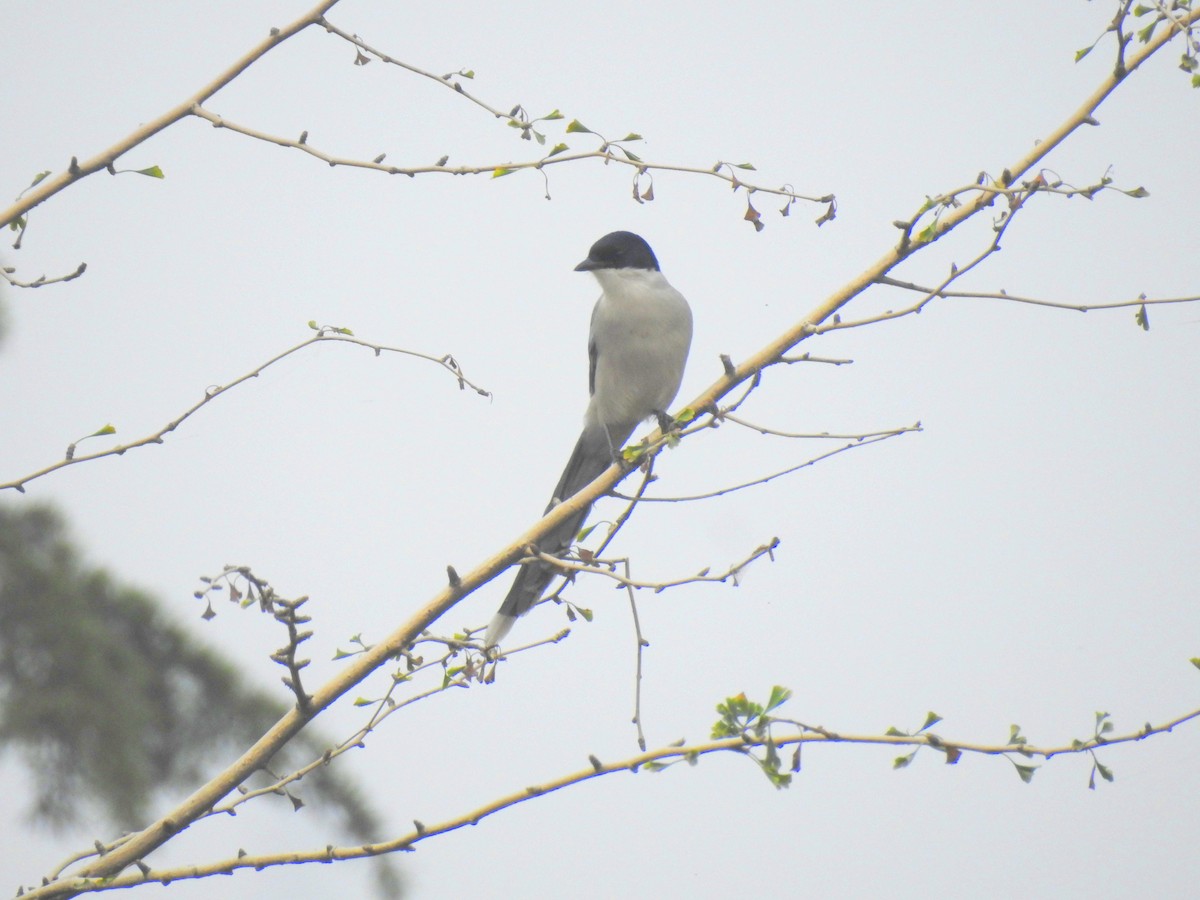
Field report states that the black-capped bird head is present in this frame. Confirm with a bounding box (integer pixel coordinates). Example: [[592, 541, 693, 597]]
[[574, 231, 660, 273]]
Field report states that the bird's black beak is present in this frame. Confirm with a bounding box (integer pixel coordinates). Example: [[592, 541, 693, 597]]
[[574, 257, 600, 272]]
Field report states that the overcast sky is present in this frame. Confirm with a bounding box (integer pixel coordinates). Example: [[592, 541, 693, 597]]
[[3, 1, 1199, 898]]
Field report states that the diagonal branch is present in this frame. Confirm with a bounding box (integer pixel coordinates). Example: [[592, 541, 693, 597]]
[[0, 0, 342, 230]]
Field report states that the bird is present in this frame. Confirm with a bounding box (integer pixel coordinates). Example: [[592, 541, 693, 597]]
[[484, 231, 693, 649]]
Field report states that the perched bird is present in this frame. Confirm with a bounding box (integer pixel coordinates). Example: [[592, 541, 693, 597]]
[[484, 231, 693, 649]]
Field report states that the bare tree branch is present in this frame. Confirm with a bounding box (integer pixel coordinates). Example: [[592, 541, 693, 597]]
[[0, 261, 87, 288], [625, 428, 918, 504], [0, 328, 489, 494], [524, 538, 780, 594], [189, 104, 826, 208], [880, 279, 1200, 314], [0, 0, 344, 230], [24, 705, 1199, 897], [722, 417, 919, 441]]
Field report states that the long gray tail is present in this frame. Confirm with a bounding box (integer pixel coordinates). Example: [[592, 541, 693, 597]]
[[485, 422, 635, 647]]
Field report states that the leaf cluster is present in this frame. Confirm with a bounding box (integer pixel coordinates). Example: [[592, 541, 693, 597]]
[[710, 686, 795, 788]]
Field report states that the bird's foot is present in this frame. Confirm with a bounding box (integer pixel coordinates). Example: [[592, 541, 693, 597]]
[[653, 409, 677, 434]]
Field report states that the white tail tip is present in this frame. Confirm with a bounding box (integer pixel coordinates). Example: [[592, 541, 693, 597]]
[[484, 612, 516, 650]]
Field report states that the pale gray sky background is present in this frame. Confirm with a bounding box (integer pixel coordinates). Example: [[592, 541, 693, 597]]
[[2, 1, 1198, 898]]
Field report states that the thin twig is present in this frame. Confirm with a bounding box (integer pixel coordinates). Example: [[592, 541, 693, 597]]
[[530, 539, 780, 593], [722, 417, 921, 441], [626, 430, 916, 504], [318, 19, 560, 127], [623, 558, 649, 752], [189, 104, 824, 206], [1, 329, 488, 493], [270, 598, 315, 714], [879, 280, 1200, 313], [0, 261, 87, 288]]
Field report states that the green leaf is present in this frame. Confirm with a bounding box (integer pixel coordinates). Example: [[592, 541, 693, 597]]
[[1013, 763, 1037, 784], [461, 70, 475, 79], [675, 407, 696, 424], [492, 167, 517, 178], [1190, 657, 1200, 671], [547, 143, 569, 157], [884, 726, 905, 737], [352, 697, 374, 706], [1096, 761, 1114, 782], [135, 165, 165, 179], [762, 739, 780, 769], [1137, 22, 1157, 43], [920, 711, 943, 732], [620, 133, 643, 142], [732, 162, 757, 170], [764, 768, 792, 789], [893, 752, 915, 769], [578, 607, 593, 622], [576, 522, 600, 541], [565, 119, 593, 134], [618, 147, 642, 163], [1074, 46, 1092, 62], [1132, 4, 1153, 15], [29, 170, 51, 188], [1007, 724, 1026, 745], [542, 109, 564, 120], [1192, 73, 1200, 89], [765, 685, 792, 713], [307, 320, 319, 330], [91, 424, 117, 437], [1125, 186, 1150, 198]]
